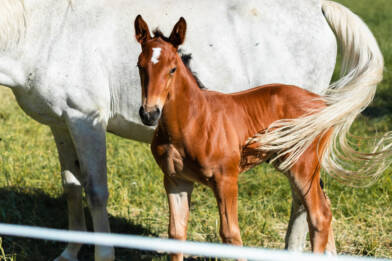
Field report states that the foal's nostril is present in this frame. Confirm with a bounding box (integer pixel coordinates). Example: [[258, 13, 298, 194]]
[[139, 106, 150, 124], [151, 107, 161, 119], [139, 106, 161, 126]]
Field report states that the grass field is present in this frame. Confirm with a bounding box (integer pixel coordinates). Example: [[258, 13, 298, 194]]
[[1, 0, 392, 260]]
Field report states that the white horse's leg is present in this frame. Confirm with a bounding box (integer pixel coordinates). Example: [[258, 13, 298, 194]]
[[64, 110, 114, 261], [285, 182, 308, 251], [285, 180, 337, 254], [52, 126, 86, 261]]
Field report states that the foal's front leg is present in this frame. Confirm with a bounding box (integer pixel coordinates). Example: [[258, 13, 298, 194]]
[[164, 175, 194, 261], [213, 174, 242, 246]]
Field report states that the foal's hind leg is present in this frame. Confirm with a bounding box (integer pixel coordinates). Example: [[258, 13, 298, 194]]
[[52, 126, 86, 261], [325, 194, 337, 254], [64, 110, 114, 261], [289, 149, 332, 253], [164, 175, 194, 261]]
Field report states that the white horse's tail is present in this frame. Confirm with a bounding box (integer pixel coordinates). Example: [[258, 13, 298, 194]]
[[248, 0, 392, 186]]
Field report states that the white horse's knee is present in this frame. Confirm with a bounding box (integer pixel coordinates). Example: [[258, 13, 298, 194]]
[[85, 184, 108, 208]]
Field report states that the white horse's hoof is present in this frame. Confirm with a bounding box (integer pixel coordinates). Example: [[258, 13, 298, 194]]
[[53, 256, 78, 261], [54, 251, 79, 261], [95, 246, 115, 261]]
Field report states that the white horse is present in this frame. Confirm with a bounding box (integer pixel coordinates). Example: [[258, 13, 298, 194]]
[[0, 0, 383, 260]]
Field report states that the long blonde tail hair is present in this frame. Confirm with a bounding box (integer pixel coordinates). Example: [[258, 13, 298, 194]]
[[248, 0, 392, 187]]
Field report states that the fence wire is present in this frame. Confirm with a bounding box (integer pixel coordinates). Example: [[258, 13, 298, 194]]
[[0, 223, 389, 261]]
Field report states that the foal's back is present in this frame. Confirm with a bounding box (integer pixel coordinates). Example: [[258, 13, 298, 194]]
[[204, 84, 326, 145], [231, 84, 325, 120]]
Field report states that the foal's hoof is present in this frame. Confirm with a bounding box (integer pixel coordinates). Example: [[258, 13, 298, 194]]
[[326, 249, 337, 255]]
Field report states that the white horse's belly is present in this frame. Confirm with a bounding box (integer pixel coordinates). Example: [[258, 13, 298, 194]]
[[11, 88, 64, 125]]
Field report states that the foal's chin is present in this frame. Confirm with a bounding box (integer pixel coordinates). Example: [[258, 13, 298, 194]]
[[141, 119, 159, 127]]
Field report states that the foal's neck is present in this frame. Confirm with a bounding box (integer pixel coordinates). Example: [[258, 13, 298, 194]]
[[163, 58, 266, 136], [159, 58, 209, 132], [167, 59, 205, 106]]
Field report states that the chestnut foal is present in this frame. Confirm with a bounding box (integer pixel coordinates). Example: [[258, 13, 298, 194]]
[[135, 16, 333, 260]]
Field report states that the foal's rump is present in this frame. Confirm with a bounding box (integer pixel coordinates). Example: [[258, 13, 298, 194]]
[[240, 84, 328, 172]]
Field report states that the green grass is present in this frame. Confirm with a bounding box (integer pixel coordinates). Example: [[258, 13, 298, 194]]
[[1, 0, 392, 260]]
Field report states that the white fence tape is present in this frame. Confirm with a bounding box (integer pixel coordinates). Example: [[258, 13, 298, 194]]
[[0, 223, 389, 261]]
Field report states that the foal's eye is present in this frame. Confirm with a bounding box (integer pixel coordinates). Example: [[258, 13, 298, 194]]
[[170, 67, 177, 75]]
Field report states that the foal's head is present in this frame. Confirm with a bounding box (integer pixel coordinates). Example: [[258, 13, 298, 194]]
[[134, 15, 187, 126]]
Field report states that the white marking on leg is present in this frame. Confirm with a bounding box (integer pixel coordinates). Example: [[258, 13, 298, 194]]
[[63, 170, 81, 186], [151, 48, 161, 64]]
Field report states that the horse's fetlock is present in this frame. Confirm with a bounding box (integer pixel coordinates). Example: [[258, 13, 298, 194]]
[[220, 229, 242, 245], [311, 208, 332, 233], [54, 248, 79, 261], [169, 229, 186, 240], [95, 246, 114, 261], [222, 236, 242, 246]]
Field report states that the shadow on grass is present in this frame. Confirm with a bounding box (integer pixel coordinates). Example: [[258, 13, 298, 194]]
[[0, 187, 168, 261], [0, 188, 216, 261], [363, 105, 392, 118], [363, 89, 392, 119]]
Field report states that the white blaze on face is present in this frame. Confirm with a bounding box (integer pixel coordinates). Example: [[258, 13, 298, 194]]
[[151, 47, 162, 64]]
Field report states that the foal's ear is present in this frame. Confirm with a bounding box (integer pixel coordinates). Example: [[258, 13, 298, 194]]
[[169, 17, 187, 48], [135, 15, 151, 44]]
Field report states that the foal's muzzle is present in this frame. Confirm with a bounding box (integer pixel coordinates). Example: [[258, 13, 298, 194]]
[[139, 106, 161, 126]]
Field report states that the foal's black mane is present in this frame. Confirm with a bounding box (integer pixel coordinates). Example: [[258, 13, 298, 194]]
[[178, 50, 207, 90], [153, 29, 170, 42], [153, 29, 207, 90]]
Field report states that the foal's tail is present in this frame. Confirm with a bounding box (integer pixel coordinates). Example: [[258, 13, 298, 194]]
[[248, 0, 392, 186]]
